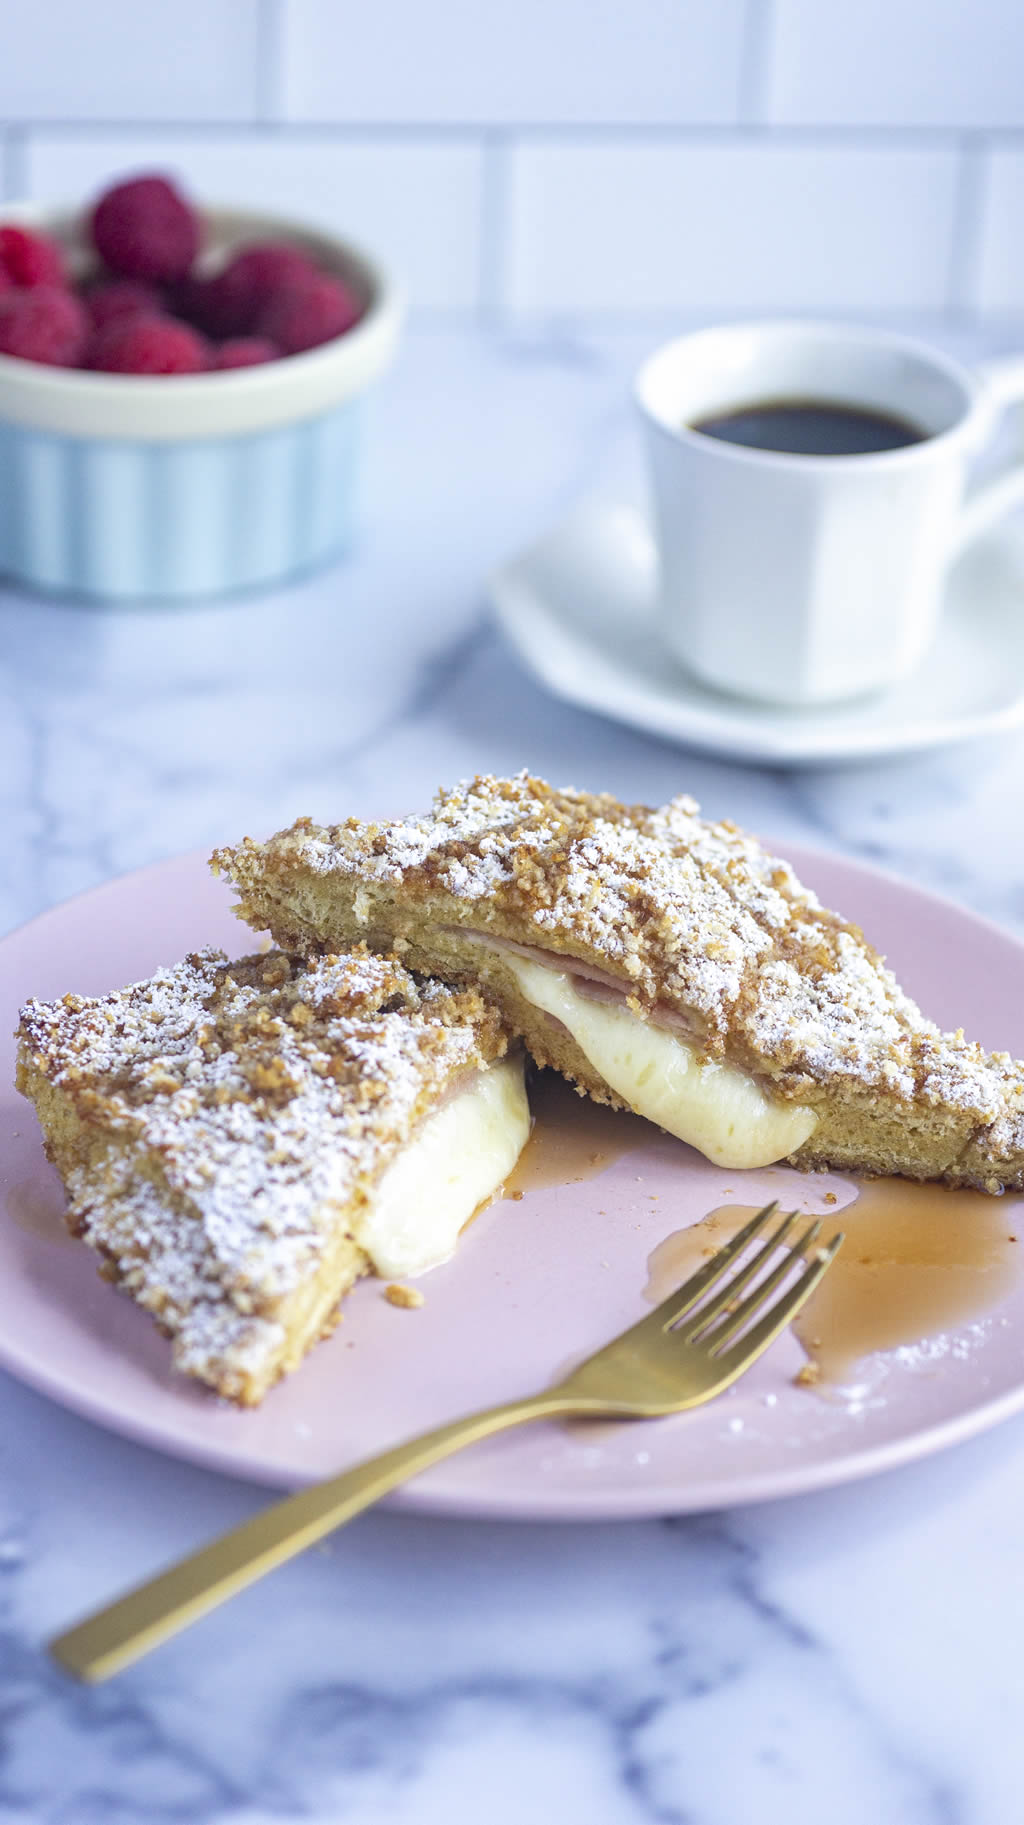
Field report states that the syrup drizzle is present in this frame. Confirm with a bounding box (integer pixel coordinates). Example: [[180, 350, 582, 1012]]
[[502, 1086, 1023, 1386], [645, 1178, 1023, 1385], [503, 1070, 649, 1197]]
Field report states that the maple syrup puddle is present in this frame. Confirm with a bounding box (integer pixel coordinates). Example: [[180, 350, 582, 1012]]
[[503, 1070, 650, 1198], [645, 1178, 1023, 1387]]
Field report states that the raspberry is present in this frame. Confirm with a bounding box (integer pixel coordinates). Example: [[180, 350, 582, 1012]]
[[213, 337, 279, 369], [86, 313, 209, 374], [189, 242, 319, 337], [164, 272, 210, 326], [90, 175, 200, 283], [84, 279, 163, 330], [258, 271, 362, 354], [0, 225, 66, 288], [0, 284, 87, 365], [168, 273, 223, 338]]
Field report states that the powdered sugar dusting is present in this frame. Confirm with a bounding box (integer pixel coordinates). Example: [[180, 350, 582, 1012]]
[[17, 947, 506, 1400]]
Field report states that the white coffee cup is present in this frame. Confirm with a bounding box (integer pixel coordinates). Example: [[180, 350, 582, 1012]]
[[636, 321, 1024, 707]]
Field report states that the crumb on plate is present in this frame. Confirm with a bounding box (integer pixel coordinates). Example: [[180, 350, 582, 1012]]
[[385, 1283, 424, 1309]]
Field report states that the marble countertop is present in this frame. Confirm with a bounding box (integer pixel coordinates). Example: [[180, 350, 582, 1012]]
[[2, 323, 1024, 1825]]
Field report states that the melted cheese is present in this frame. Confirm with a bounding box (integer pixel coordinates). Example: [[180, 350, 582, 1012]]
[[504, 954, 818, 1170], [355, 1054, 530, 1278]]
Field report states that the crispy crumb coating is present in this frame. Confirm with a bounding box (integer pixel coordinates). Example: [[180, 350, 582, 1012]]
[[212, 771, 1024, 1192], [16, 945, 508, 1403]]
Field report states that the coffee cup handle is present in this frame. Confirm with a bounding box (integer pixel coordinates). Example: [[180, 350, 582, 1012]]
[[949, 355, 1024, 556]]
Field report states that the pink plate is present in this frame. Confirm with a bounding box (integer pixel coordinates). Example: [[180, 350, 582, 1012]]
[[2, 844, 1024, 1520]]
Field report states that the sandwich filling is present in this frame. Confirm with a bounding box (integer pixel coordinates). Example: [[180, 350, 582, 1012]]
[[494, 947, 818, 1169], [357, 1053, 530, 1277]]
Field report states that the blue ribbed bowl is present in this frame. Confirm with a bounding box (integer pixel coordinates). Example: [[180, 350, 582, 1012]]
[[0, 407, 360, 601], [0, 203, 402, 604]]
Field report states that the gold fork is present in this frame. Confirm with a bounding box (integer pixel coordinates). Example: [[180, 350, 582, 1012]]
[[50, 1201, 841, 1683]]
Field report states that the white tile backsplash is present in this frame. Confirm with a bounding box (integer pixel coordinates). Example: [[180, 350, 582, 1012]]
[[975, 150, 1024, 317], [3, 1, 1024, 329], [24, 132, 484, 313], [768, 0, 1024, 130], [504, 138, 960, 316], [281, 0, 747, 125], [0, 0, 263, 123]]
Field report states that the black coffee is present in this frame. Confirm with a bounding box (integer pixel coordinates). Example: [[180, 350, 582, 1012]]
[[690, 398, 926, 457]]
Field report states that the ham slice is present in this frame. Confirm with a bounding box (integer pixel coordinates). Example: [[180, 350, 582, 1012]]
[[454, 928, 700, 1038]]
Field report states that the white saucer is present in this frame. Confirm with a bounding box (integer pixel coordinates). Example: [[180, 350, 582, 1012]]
[[490, 502, 1024, 765]]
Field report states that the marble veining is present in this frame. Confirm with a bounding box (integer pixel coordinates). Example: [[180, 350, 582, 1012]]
[[2, 324, 1024, 1823]]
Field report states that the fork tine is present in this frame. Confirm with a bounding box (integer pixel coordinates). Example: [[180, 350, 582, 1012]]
[[674, 1208, 804, 1341], [618, 1201, 782, 1341], [699, 1218, 823, 1351], [574, 1203, 783, 1363], [651, 1200, 781, 1323], [713, 1232, 844, 1368]]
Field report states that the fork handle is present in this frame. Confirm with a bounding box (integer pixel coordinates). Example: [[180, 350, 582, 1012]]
[[49, 1387, 578, 1684]]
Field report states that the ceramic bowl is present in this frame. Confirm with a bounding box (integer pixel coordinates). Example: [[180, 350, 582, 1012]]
[[0, 201, 403, 602]]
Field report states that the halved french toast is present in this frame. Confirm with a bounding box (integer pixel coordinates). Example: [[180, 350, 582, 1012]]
[[17, 944, 528, 1403], [212, 773, 1024, 1193]]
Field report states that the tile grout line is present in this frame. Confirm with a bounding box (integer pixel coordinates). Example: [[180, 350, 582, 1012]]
[[477, 130, 508, 328], [6, 119, 1019, 148], [738, 0, 776, 126], [4, 126, 29, 200], [946, 133, 988, 324], [412, 305, 973, 332], [256, 0, 288, 125]]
